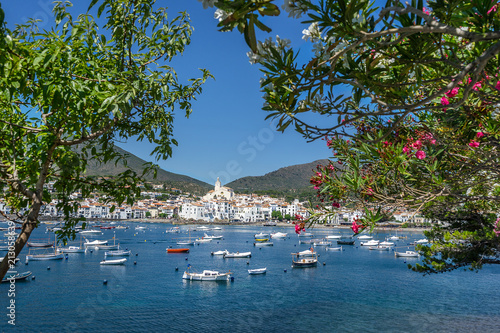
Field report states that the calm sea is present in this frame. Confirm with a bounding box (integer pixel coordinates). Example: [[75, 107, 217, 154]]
[[1, 223, 499, 333]]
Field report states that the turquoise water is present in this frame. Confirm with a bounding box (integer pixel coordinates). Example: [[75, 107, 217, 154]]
[[1, 223, 499, 332]]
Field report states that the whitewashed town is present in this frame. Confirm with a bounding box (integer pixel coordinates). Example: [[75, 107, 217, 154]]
[[1, 177, 430, 226]]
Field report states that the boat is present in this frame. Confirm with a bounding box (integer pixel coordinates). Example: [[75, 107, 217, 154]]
[[95, 244, 120, 250], [298, 239, 315, 244], [182, 269, 231, 281], [57, 246, 86, 253], [253, 241, 273, 247], [100, 258, 127, 265], [167, 248, 190, 253], [395, 250, 420, 257], [297, 232, 314, 238], [325, 235, 342, 240], [26, 252, 64, 261], [211, 227, 222, 231], [379, 241, 395, 246], [177, 240, 195, 245], [197, 226, 210, 231], [166, 227, 180, 233], [270, 232, 287, 239], [223, 251, 252, 258], [254, 232, 269, 239], [292, 249, 320, 257], [211, 250, 229, 256], [203, 233, 223, 240], [326, 246, 342, 251], [248, 268, 267, 275], [292, 253, 318, 268], [254, 238, 269, 242], [80, 230, 103, 235], [135, 226, 146, 230], [313, 241, 332, 246], [337, 239, 355, 245], [105, 250, 131, 256], [27, 242, 53, 248], [100, 226, 116, 230], [1, 271, 32, 283], [415, 238, 429, 244], [358, 235, 373, 240], [368, 245, 390, 251], [388, 235, 400, 241], [360, 240, 380, 246], [195, 237, 212, 243], [84, 239, 108, 248]]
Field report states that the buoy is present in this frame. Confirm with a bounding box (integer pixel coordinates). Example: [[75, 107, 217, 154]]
[[103, 280, 108, 285], [185, 257, 188, 261], [47, 267, 50, 270], [230, 277, 235, 282], [175, 267, 178, 271], [134, 261, 137, 265], [25, 262, 28, 265], [246, 261, 249, 265], [90, 250, 93, 253], [31, 276, 35, 280], [136, 253, 138, 256], [323, 262, 326, 266], [284, 269, 287, 273]]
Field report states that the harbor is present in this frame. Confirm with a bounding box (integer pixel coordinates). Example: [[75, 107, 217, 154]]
[[1, 222, 499, 332]]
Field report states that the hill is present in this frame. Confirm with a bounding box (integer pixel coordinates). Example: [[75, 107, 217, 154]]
[[84, 145, 212, 195], [227, 159, 330, 193]]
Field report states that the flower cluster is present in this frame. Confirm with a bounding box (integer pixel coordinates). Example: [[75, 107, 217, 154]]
[[351, 218, 366, 234], [294, 214, 306, 234]]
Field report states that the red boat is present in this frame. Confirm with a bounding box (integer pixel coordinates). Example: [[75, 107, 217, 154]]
[[167, 248, 190, 253], [100, 226, 116, 229]]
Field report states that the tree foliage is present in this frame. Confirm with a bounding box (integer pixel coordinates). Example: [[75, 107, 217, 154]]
[[203, 0, 500, 273], [0, 0, 212, 280]]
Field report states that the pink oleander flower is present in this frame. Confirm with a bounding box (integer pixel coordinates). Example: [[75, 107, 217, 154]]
[[365, 188, 374, 196], [496, 81, 500, 90], [494, 218, 500, 236], [445, 87, 459, 98], [441, 96, 450, 105], [412, 140, 423, 149], [430, 139, 436, 145], [415, 150, 426, 159], [469, 140, 480, 148], [295, 224, 301, 234], [422, 7, 430, 15], [473, 82, 482, 91], [487, 4, 497, 15], [332, 202, 340, 208], [476, 132, 485, 138], [351, 221, 360, 234], [328, 164, 335, 171]]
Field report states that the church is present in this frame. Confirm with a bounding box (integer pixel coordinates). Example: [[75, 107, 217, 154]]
[[203, 177, 234, 201]]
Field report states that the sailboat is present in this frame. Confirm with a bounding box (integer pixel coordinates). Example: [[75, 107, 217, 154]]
[[57, 235, 86, 253], [26, 233, 64, 261], [95, 232, 120, 250], [177, 228, 195, 245]]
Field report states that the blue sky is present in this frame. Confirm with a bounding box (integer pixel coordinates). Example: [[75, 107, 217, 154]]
[[2, 0, 332, 185]]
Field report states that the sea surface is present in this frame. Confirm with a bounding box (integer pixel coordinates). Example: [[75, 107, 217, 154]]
[[1, 222, 499, 333]]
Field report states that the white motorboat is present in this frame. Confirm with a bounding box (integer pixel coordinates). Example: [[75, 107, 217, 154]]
[[182, 269, 231, 281], [248, 268, 267, 275], [177, 240, 195, 245], [80, 230, 102, 235], [166, 227, 180, 233], [197, 226, 210, 231], [358, 235, 373, 240], [57, 246, 85, 253], [135, 226, 146, 230], [84, 239, 108, 248], [292, 253, 318, 268], [395, 250, 420, 257], [95, 244, 120, 250], [325, 235, 342, 240], [270, 232, 288, 239], [325, 246, 342, 251], [105, 250, 131, 257], [254, 232, 270, 239], [415, 238, 429, 244], [195, 237, 212, 243], [313, 241, 332, 246], [368, 245, 390, 251], [253, 241, 273, 247], [100, 258, 127, 265], [211, 227, 222, 231], [203, 233, 223, 240], [211, 250, 229, 256], [360, 240, 380, 246], [388, 236, 400, 241], [297, 232, 314, 238], [379, 241, 395, 246], [223, 251, 252, 258]]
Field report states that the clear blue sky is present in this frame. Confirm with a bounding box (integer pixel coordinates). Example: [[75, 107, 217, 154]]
[[2, 0, 332, 185]]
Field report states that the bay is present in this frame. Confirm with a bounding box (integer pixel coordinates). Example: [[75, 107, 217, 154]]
[[1, 223, 499, 332]]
